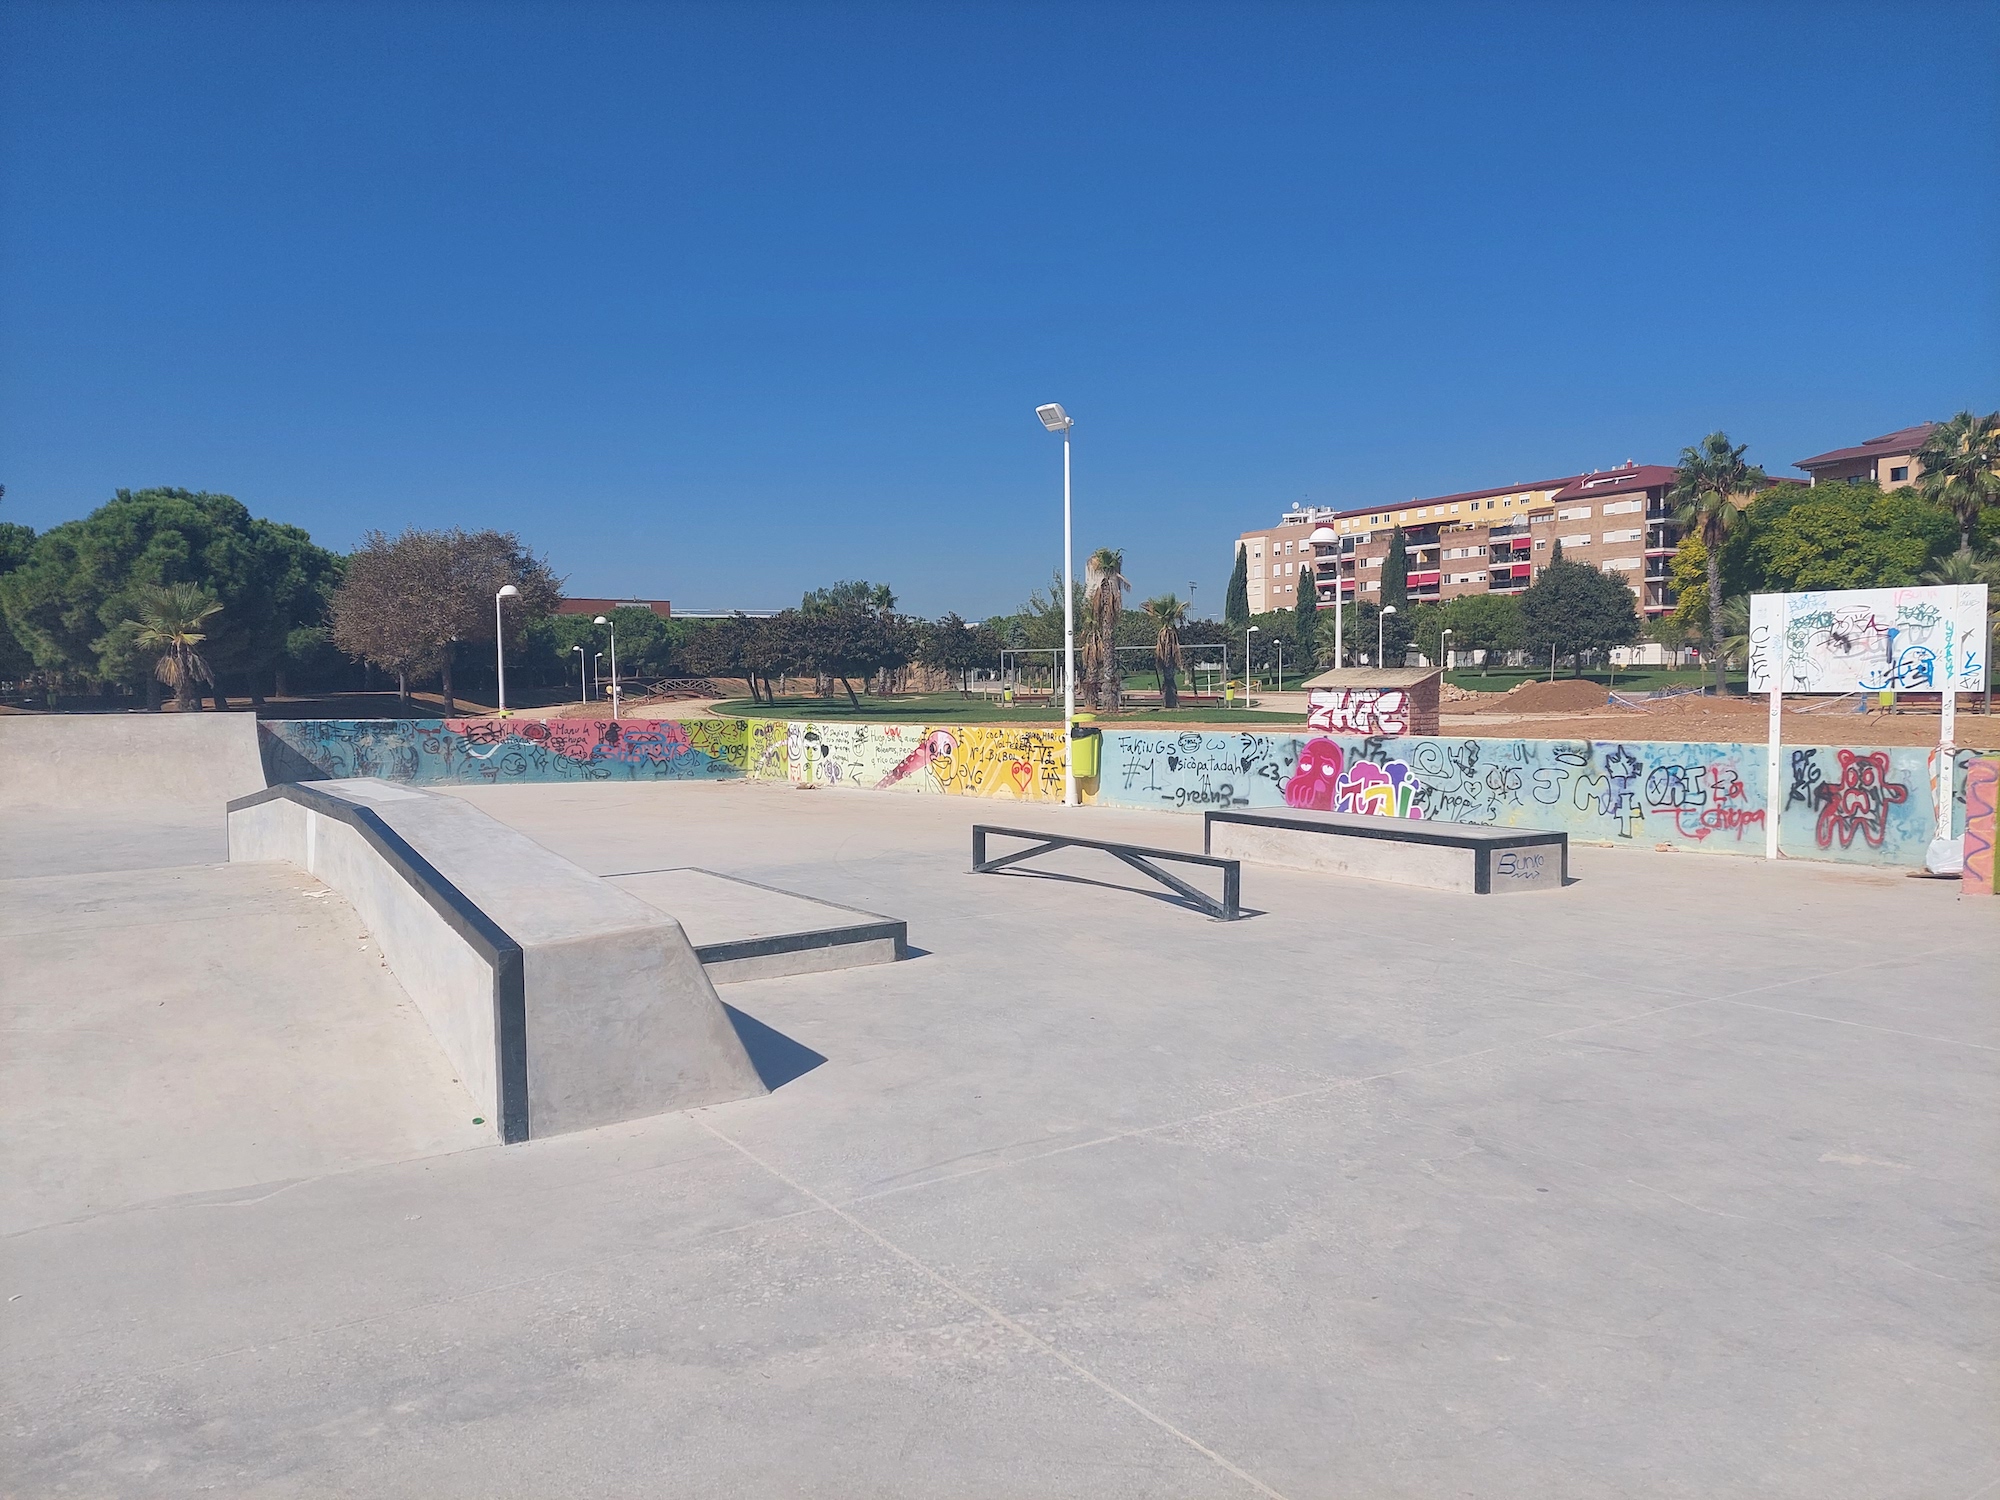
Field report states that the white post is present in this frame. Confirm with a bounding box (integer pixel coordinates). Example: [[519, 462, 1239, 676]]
[[1062, 428, 1075, 808], [1939, 688, 1957, 842], [495, 593, 508, 714], [1333, 573, 1343, 667], [609, 623, 620, 722], [1765, 689, 1782, 860]]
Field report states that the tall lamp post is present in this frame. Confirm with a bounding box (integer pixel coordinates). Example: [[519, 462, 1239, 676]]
[[494, 584, 520, 715], [1035, 403, 1077, 807], [1378, 605, 1396, 668], [1245, 624, 1259, 707], [573, 644, 589, 702], [593, 615, 620, 721]]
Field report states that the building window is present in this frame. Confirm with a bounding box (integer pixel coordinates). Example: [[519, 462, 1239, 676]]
[[1890, 465, 1909, 482], [1533, 539, 1547, 550]]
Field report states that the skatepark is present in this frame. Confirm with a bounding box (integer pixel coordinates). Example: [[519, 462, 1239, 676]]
[[2, 712, 1993, 1498]]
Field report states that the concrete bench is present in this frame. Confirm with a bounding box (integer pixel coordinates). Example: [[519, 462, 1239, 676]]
[[1204, 808, 1566, 894], [227, 779, 766, 1141]]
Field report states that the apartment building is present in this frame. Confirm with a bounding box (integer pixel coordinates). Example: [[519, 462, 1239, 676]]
[[1792, 422, 1936, 489], [1234, 462, 1685, 620]]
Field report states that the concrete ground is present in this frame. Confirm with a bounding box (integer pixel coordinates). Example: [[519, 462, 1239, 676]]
[[2, 779, 1995, 1498]]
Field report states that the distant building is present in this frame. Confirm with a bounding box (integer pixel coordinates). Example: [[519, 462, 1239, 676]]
[[556, 597, 673, 619], [1232, 463, 1686, 620], [1792, 422, 1936, 489]]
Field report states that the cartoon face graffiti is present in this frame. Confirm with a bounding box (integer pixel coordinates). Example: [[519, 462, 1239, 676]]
[[1284, 738, 1345, 810]]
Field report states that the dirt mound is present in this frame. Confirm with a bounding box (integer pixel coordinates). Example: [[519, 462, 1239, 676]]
[[1473, 678, 1610, 714]]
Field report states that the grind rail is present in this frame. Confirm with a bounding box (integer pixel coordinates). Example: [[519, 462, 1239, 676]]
[[970, 824, 1243, 922]]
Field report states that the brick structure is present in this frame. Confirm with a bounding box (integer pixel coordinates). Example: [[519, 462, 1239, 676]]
[[1297, 667, 1442, 737]]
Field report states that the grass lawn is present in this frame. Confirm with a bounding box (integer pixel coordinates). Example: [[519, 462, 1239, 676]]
[[1443, 667, 1738, 695], [711, 693, 1306, 725]]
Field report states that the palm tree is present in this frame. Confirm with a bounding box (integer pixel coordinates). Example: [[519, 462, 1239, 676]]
[[1915, 411, 2000, 553], [1079, 547, 1128, 711], [1142, 593, 1190, 709], [1670, 432, 1765, 696], [131, 583, 222, 711]]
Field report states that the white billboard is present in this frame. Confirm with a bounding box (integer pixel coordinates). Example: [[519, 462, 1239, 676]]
[[1748, 585, 1989, 696]]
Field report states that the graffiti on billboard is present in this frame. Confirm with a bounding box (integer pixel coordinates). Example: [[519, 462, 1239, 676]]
[[1747, 585, 1987, 694]]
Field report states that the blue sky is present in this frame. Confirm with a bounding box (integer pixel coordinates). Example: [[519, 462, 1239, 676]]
[[3, 1, 1996, 619]]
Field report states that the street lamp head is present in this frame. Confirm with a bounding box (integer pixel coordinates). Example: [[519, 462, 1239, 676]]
[[1035, 403, 1072, 433], [593, 615, 609, 626], [496, 584, 520, 600], [1248, 625, 1260, 634], [1382, 605, 1398, 617]]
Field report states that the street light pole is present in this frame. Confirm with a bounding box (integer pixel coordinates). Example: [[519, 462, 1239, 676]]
[[494, 585, 520, 715], [1440, 627, 1453, 673], [594, 615, 619, 721], [1036, 404, 1077, 807], [1378, 605, 1397, 668], [1245, 624, 1259, 707], [1334, 563, 1344, 667], [573, 645, 588, 702]]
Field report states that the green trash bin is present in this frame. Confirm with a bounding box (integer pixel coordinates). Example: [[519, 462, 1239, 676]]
[[1069, 716, 1101, 780]]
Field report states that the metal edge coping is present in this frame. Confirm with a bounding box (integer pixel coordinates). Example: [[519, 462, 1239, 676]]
[[693, 920, 907, 966], [1202, 808, 1567, 851], [227, 783, 531, 1144]]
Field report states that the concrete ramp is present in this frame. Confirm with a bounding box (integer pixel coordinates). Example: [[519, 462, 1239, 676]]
[[0, 713, 268, 878], [228, 779, 767, 1141], [0, 711, 266, 810]]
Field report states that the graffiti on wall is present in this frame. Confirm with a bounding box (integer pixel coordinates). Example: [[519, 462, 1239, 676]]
[[258, 716, 1967, 869], [1095, 729, 1958, 866], [1962, 758, 1998, 897], [1307, 688, 1409, 737], [263, 717, 748, 784]]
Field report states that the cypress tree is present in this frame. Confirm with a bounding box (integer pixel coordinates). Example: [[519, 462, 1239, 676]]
[[1224, 545, 1250, 629], [1294, 562, 1319, 657], [1381, 524, 1409, 609]]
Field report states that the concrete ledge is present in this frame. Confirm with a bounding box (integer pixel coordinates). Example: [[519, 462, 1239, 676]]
[[608, 867, 906, 983], [1205, 808, 1566, 894], [227, 780, 765, 1140], [1, 711, 266, 811]]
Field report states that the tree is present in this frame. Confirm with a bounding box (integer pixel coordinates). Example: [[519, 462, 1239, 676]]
[[1440, 592, 1524, 675], [0, 503, 35, 685], [793, 581, 912, 707], [1405, 602, 1447, 666], [1915, 410, 2000, 553], [919, 612, 995, 695], [129, 583, 221, 711], [1142, 593, 1190, 708], [1671, 432, 1765, 695], [0, 488, 343, 705], [1080, 547, 1128, 711], [1519, 555, 1639, 674], [1377, 525, 1412, 663], [1224, 545, 1250, 630], [329, 528, 561, 713], [1745, 490, 1952, 592], [1293, 565, 1319, 660]]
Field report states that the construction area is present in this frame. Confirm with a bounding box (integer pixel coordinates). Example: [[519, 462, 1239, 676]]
[[2, 714, 1995, 1499]]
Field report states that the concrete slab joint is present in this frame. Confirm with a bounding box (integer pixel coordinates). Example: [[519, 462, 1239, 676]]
[[226, 779, 765, 1141]]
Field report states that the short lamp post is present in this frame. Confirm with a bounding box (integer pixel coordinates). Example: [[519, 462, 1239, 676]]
[[573, 644, 589, 701], [1378, 605, 1397, 668], [1245, 624, 1259, 706], [494, 585, 520, 715], [1440, 627, 1453, 673], [593, 615, 620, 721]]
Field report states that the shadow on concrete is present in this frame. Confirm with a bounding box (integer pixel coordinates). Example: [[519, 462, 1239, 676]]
[[722, 1003, 827, 1090], [981, 866, 1262, 921]]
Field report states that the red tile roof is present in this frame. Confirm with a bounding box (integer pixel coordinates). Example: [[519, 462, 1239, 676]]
[[1792, 422, 1936, 471], [1548, 464, 1678, 502]]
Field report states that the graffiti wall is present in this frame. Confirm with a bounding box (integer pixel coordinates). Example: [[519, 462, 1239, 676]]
[[262, 718, 749, 784], [258, 717, 1969, 868], [1094, 729, 1970, 867], [742, 721, 1069, 800], [1307, 688, 1410, 737]]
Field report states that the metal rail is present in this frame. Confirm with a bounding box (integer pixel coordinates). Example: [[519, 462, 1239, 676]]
[[971, 825, 1243, 921]]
